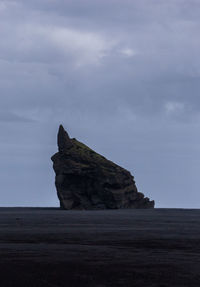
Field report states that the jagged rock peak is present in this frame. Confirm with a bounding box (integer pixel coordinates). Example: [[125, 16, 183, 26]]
[[57, 124, 73, 152], [51, 125, 155, 210]]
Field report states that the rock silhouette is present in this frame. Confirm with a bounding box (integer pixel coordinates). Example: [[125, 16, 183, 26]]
[[51, 125, 155, 209]]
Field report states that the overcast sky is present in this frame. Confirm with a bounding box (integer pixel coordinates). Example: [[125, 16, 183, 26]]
[[1, 0, 200, 208]]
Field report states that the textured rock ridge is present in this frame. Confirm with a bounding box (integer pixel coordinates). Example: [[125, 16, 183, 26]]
[[51, 125, 155, 209]]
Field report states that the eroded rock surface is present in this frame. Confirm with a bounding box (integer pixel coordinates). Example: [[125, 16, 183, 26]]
[[51, 125, 155, 209]]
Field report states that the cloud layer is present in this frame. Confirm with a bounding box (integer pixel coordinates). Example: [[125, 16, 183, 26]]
[[1, 0, 200, 207]]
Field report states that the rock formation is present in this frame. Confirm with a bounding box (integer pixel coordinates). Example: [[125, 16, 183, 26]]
[[51, 125, 155, 209]]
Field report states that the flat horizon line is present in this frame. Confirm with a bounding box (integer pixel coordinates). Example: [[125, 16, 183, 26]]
[[0, 207, 199, 211]]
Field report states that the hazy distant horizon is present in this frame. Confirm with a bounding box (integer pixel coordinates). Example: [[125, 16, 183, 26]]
[[1, 0, 200, 208], [0, 205, 199, 209]]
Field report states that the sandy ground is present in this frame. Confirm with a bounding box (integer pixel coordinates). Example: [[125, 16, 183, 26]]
[[0, 208, 200, 286]]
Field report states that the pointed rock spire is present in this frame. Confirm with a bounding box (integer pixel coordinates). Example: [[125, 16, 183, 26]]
[[57, 125, 73, 152], [52, 125, 155, 210]]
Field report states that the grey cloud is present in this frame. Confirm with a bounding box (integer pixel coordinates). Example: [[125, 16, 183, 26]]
[[0, 111, 34, 123], [0, 0, 200, 207]]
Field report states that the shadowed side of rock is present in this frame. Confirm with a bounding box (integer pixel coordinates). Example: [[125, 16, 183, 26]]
[[51, 125, 155, 209], [57, 125, 73, 152]]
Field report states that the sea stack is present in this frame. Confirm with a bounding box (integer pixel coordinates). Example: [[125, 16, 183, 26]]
[[51, 125, 155, 209]]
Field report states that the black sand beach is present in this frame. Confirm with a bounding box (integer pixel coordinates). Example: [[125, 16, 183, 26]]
[[0, 208, 200, 286]]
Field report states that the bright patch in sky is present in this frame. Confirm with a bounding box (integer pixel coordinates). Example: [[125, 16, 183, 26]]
[[120, 48, 136, 57], [165, 102, 184, 115]]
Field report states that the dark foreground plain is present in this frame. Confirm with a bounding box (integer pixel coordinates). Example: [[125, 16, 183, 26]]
[[0, 208, 200, 286]]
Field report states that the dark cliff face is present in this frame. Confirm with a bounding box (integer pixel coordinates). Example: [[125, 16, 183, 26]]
[[51, 125, 155, 210]]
